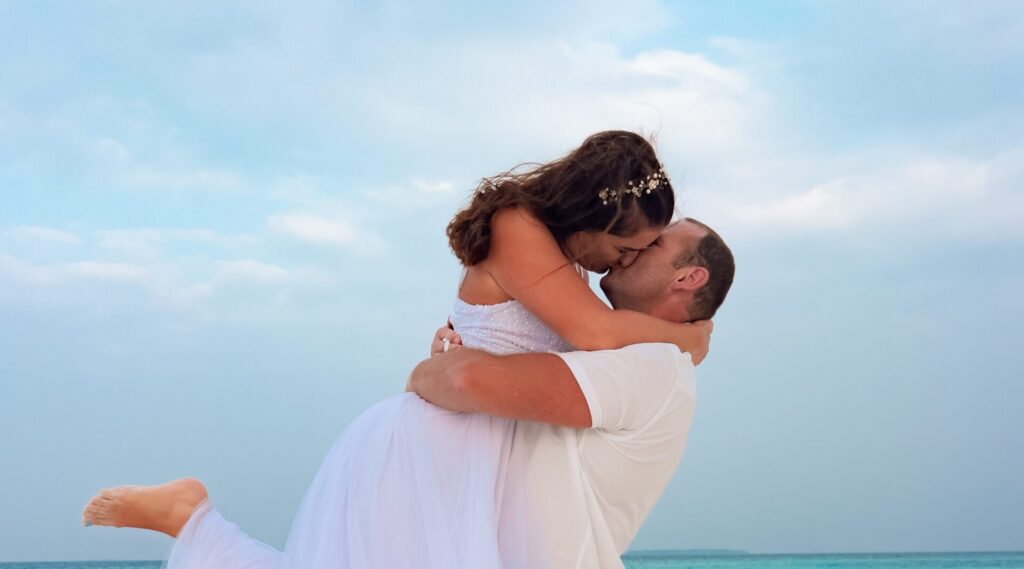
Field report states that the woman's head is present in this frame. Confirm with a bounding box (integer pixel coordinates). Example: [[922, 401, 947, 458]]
[[447, 130, 676, 271]]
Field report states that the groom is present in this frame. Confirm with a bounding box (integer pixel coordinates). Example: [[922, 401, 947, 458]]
[[410, 217, 734, 568], [82, 217, 734, 569]]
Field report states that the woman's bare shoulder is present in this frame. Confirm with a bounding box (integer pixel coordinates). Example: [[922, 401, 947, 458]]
[[483, 206, 568, 293], [491, 206, 548, 241]]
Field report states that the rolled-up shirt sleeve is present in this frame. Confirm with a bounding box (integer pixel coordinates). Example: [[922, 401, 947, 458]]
[[555, 343, 692, 431]]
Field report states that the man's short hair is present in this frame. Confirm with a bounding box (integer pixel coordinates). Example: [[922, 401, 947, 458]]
[[672, 218, 735, 320]]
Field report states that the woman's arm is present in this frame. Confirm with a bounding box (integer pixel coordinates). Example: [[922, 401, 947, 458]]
[[480, 207, 711, 363]]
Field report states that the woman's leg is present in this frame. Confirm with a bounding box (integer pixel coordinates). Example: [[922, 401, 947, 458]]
[[81, 477, 208, 537]]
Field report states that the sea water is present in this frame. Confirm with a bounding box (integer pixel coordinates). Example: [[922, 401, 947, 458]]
[[622, 551, 1024, 568], [3, 552, 1023, 568]]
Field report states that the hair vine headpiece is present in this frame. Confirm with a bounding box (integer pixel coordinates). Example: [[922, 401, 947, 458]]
[[598, 165, 671, 206]]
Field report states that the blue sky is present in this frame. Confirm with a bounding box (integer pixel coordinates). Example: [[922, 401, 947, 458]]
[[1, 0, 1022, 561]]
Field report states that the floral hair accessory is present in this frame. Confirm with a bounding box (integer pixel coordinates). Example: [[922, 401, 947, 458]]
[[598, 166, 671, 205]]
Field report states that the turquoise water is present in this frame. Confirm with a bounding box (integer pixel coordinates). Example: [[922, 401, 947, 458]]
[[3, 553, 1023, 568], [622, 552, 1024, 568]]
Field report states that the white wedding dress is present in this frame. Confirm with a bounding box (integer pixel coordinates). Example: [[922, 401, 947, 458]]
[[163, 295, 573, 569]]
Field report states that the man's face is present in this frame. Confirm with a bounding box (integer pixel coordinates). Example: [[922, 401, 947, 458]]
[[599, 220, 705, 314], [564, 225, 664, 274]]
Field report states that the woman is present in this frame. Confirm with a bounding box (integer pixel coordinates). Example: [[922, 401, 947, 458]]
[[82, 130, 710, 568]]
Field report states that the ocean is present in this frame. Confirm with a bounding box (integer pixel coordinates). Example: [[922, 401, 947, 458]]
[[3, 552, 1023, 569], [622, 551, 1024, 568]]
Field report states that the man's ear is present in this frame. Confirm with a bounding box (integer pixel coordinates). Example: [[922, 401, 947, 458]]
[[671, 266, 709, 292]]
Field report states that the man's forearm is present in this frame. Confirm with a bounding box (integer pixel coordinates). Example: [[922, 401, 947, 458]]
[[408, 349, 591, 428]]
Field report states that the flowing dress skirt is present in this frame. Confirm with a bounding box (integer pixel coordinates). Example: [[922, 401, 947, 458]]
[[163, 392, 550, 569]]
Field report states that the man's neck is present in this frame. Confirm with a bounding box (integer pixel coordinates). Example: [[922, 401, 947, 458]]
[[645, 294, 691, 324]]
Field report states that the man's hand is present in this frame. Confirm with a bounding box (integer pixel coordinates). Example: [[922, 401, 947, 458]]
[[430, 321, 463, 356], [681, 319, 713, 365]]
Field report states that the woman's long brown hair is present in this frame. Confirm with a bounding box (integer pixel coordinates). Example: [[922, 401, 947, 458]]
[[447, 130, 675, 266]]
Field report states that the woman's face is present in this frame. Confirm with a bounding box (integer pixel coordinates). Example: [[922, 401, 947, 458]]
[[564, 224, 665, 273]]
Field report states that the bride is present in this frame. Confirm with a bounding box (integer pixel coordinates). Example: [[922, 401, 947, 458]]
[[82, 130, 711, 568]]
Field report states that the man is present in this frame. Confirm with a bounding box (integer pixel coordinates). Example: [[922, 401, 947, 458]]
[[410, 217, 734, 568], [82, 218, 734, 569]]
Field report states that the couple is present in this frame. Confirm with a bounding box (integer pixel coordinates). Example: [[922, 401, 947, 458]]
[[82, 131, 735, 569]]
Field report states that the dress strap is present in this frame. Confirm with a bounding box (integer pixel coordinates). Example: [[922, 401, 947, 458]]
[[574, 263, 589, 284], [457, 267, 469, 297]]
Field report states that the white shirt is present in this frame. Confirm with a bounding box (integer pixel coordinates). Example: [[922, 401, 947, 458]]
[[515, 343, 698, 569]]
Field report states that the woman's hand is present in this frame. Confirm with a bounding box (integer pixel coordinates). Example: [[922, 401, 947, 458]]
[[430, 322, 463, 356], [677, 320, 713, 365]]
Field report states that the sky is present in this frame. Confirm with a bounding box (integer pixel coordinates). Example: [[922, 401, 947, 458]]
[[1, 0, 1022, 561]]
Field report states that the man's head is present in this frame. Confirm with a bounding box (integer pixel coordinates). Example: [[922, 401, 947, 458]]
[[600, 218, 735, 323]]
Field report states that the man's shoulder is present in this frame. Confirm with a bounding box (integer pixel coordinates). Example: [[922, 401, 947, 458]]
[[558, 341, 691, 362], [557, 342, 692, 382], [554, 343, 695, 432]]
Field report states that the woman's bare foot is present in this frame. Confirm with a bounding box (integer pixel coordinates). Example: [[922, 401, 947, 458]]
[[82, 477, 208, 538]]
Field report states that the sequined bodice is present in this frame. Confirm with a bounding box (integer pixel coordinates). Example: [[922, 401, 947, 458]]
[[450, 298, 573, 356]]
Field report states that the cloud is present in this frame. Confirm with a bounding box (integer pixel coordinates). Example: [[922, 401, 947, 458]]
[[267, 212, 387, 252], [268, 213, 358, 245], [209, 260, 330, 290], [362, 177, 464, 211], [94, 228, 260, 260], [732, 182, 853, 231], [3, 0, 1019, 284], [349, 40, 763, 160], [0, 255, 150, 286], [0, 221, 318, 311], [181, 20, 1017, 250], [0, 251, 330, 313], [625, 49, 749, 93], [59, 261, 151, 282], [161, 7, 765, 167], [411, 178, 456, 194], [94, 231, 163, 260], [121, 166, 241, 192], [5, 226, 81, 245], [214, 260, 290, 283], [697, 146, 1024, 242], [82, 133, 244, 193]]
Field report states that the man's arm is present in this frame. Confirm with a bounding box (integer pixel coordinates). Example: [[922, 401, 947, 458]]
[[406, 348, 592, 428]]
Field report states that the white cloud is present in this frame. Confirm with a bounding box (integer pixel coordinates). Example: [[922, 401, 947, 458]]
[[625, 49, 749, 93], [268, 213, 358, 245], [411, 178, 455, 194], [0, 251, 330, 312], [362, 177, 464, 211], [732, 182, 854, 231], [5, 226, 82, 245], [209, 260, 330, 288], [4, 0, 1019, 278], [94, 228, 260, 260], [169, 11, 766, 166], [352, 40, 763, 161], [95, 230, 163, 260], [214, 260, 290, 283], [85, 135, 242, 193], [696, 146, 1024, 241], [227, 28, 1018, 248], [121, 166, 241, 192], [0, 255, 150, 285], [61, 261, 151, 282], [267, 212, 387, 252]]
